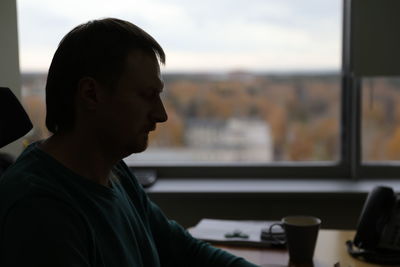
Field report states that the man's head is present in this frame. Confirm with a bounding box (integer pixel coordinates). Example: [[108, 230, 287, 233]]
[[45, 18, 168, 155]]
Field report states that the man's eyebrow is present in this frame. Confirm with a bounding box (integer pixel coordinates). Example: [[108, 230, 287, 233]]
[[146, 86, 163, 93]]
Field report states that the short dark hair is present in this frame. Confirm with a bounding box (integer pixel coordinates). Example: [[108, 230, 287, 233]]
[[45, 18, 165, 133]]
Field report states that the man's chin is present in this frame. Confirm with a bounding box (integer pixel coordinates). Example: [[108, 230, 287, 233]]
[[120, 144, 147, 159], [119, 135, 149, 157], [134, 144, 148, 153], [130, 139, 149, 154]]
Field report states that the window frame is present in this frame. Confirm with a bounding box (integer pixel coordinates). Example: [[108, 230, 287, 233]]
[[348, 0, 400, 179]]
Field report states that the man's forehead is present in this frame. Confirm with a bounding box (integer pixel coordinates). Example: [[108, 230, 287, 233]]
[[122, 50, 163, 85], [125, 50, 160, 72]]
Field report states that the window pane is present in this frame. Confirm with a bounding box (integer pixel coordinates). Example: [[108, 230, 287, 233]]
[[143, 73, 341, 163], [362, 77, 400, 162], [17, 0, 342, 164]]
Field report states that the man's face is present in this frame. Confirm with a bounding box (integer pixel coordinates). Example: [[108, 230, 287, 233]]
[[97, 51, 168, 156]]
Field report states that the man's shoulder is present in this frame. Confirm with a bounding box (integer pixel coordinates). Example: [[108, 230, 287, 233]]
[[0, 171, 73, 223], [0, 152, 42, 199], [0, 145, 53, 194], [1, 142, 44, 180], [0, 144, 79, 220]]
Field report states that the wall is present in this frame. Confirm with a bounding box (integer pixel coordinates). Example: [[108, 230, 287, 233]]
[[0, 0, 23, 157]]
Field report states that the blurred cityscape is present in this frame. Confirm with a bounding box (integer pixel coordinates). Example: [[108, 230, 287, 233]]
[[21, 71, 340, 163], [21, 72, 400, 163]]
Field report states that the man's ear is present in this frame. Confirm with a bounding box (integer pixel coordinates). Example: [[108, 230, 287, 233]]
[[76, 77, 103, 110]]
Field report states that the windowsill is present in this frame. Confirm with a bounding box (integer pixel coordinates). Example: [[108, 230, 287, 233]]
[[146, 178, 400, 194]]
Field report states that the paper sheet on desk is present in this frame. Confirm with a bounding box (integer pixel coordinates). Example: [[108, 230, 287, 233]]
[[188, 218, 285, 248]]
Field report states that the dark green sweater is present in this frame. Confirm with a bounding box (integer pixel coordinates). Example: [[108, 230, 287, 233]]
[[0, 144, 259, 267]]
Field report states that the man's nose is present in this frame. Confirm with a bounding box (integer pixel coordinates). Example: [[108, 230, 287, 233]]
[[153, 97, 168, 123]]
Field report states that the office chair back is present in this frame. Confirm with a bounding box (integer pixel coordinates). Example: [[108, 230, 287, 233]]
[[0, 87, 33, 174], [0, 87, 32, 148]]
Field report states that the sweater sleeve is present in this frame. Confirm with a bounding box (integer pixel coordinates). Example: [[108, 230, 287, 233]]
[[119, 163, 259, 267], [0, 196, 94, 267], [147, 200, 260, 267]]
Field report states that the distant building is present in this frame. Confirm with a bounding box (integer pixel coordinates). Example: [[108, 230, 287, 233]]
[[185, 118, 272, 161], [21, 73, 46, 97], [127, 118, 273, 164]]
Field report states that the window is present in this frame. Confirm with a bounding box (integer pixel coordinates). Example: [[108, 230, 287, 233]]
[[362, 77, 400, 162], [16, 0, 400, 179]]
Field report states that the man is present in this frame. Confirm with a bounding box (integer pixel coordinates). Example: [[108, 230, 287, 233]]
[[0, 18, 259, 266]]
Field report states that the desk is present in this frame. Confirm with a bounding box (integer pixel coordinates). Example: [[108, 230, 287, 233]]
[[215, 230, 395, 267]]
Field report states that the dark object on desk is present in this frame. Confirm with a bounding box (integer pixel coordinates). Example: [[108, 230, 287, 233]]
[[347, 186, 400, 265], [261, 228, 286, 246], [225, 230, 249, 239], [0, 87, 33, 149], [189, 218, 286, 248]]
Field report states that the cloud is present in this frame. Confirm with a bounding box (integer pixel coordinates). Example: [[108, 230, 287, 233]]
[[17, 0, 341, 72]]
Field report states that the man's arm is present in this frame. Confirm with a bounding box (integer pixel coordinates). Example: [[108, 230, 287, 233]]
[[117, 162, 258, 267], [145, 198, 260, 267], [0, 196, 93, 267]]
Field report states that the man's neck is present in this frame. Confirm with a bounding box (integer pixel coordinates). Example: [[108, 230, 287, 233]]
[[39, 132, 118, 187]]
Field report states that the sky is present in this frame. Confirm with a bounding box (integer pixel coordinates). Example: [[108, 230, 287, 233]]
[[17, 0, 342, 73]]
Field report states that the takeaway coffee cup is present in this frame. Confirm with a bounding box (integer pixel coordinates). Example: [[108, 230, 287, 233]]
[[269, 216, 321, 263]]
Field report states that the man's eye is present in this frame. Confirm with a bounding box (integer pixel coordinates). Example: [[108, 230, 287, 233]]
[[141, 92, 158, 100]]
